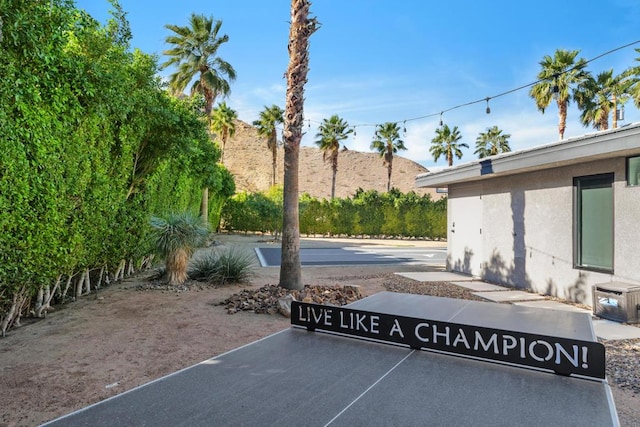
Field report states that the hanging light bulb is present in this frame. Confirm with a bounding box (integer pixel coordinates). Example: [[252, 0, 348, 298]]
[[353, 126, 357, 137], [485, 97, 491, 114], [439, 112, 443, 127], [403, 120, 407, 134]]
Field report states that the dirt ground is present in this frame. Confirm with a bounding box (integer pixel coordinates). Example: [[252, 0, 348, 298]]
[[0, 235, 637, 426]]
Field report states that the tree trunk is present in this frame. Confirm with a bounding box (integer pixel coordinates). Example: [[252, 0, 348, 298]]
[[279, 0, 318, 290], [201, 187, 209, 225], [166, 248, 189, 286], [271, 138, 277, 187], [1, 286, 27, 337], [557, 99, 568, 140], [331, 166, 337, 200], [612, 93, 618, 129]]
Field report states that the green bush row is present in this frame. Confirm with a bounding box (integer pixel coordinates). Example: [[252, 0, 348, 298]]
[[0, 1, 234, 334], [222, 188, 446, 239]]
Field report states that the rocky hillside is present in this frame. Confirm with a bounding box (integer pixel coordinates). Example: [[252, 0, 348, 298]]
[[222, 120, 441, 200]]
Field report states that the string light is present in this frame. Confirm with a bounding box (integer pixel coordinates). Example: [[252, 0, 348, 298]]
[[273, 41, 640, 137]]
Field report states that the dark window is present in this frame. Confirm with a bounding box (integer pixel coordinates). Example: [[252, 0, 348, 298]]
[[574, 174, 614, 273], [627, 156, 640, 186]]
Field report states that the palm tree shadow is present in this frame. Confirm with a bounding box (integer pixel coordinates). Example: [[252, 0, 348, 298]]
[[448, 247, 474, 275], [481, 189, 531, 289]]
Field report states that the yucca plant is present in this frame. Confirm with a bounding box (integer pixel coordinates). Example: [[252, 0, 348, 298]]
[[150, 213, 209, 286], [189, 247, 254, 285]]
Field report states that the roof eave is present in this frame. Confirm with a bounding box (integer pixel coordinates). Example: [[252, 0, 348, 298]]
[[416, 123, 640, 188]]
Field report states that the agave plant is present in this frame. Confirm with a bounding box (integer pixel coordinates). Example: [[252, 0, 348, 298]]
[[150, 212, 209, 286]]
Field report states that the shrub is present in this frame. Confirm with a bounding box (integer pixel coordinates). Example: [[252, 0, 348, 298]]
[[189, 247, 254, 285]]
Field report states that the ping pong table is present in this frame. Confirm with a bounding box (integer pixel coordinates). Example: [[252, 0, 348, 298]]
[[43, 292, 618, 426]]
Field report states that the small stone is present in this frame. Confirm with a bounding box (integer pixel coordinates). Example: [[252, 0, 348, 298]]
[[278, 294, 296, 317]]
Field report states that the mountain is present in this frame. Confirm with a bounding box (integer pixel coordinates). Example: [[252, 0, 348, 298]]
[[222, 120, 441, 200]]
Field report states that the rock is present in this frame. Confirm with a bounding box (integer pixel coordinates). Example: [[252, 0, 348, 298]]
[[219, 284, 365, 315], [278, 294, 296, 318], [343, 284, 361, 295]]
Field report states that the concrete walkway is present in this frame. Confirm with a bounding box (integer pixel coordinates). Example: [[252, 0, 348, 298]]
[[395, 271, 640, 341]]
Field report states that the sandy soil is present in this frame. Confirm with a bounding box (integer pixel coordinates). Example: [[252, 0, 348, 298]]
[[0, 235, 637, 426]]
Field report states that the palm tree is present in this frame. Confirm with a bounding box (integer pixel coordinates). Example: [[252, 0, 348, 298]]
[[529, 49, 588, 140], [370, 122, 407, 192], [150, 213, 208, 286], [198, 102, 236, 223], [253, 105, 284, 187], [628, 48, 640, 109], [575, 69, 635, 131], [162, 14, 237, 117], [210, 101, 237, 164], [430, 124, 468, 166], [315, 115, 353, 199], [279, 0, 318, 291], [474, 126, 511, 158]]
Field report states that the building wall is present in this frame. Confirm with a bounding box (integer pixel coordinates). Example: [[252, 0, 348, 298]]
[[447, 183, 483, 275], [447, 157, 640, 306]]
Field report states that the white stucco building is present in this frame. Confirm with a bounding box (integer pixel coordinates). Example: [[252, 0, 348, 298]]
[[416, 123, 640, 306]]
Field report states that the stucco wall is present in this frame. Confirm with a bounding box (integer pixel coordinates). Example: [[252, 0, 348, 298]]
[[447, 157, 640, 306]]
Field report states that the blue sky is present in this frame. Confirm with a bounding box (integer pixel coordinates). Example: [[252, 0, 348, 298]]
[[76, 0, 640, 169]]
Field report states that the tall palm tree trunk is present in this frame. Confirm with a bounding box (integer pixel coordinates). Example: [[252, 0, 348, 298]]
[[331, 160, 337, 199], [271, 131, 277, 187], [612, 93, 618, 129], [279, 0, 318, 290], [557, 100, 568, 140]]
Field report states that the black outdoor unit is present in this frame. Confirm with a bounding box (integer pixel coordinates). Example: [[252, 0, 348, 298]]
[[593, 282, 640, 323]]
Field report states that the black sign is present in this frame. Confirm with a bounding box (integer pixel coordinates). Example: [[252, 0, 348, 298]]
[[291, 301, 606, 380]]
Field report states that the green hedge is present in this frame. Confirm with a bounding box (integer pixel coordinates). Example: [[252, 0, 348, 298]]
[[222, 187, 446, 239], [0, 1, 234, 334]]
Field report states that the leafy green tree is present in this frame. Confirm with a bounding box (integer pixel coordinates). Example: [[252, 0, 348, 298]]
[[474, 126, 511, 158], [529, 49, 588, 140], [210, 101, 237, 164], [162, 13, 236, 116], [253, 105, 284, 187], [430, 124, 468, 166], [370, 122, 407, 192], [315, 115, 353, 199]]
